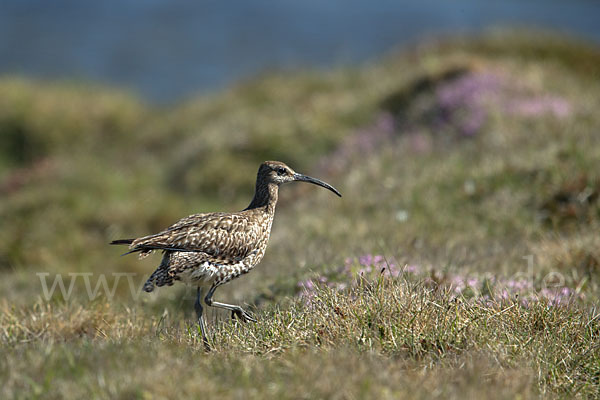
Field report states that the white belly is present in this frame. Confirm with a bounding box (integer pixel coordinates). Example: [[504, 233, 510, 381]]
[[175, 261, 221, 286]]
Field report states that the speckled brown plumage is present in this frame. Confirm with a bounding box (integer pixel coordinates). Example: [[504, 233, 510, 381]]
[[111, 161, 341, 350]]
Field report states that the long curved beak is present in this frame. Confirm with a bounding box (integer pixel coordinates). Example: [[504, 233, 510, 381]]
[[293, 173, 342, 197]]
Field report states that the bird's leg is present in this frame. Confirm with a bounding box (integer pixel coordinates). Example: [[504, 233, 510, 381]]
[[194, 287, 211, 351], [204, 285, 257, 323]]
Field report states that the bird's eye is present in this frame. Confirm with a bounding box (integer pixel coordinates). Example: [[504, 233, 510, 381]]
[[277, 167, 286, 176]]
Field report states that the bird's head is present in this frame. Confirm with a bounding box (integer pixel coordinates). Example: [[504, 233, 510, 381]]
[[259, 161, 341, 197]]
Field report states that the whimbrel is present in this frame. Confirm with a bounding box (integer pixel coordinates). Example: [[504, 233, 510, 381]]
[[111, 161, 341, 349]]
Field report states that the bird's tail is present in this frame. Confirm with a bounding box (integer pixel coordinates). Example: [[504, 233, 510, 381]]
[[143, 265, 174, 292], [110, 239, 134, 245], [142, 271, 158, 293]]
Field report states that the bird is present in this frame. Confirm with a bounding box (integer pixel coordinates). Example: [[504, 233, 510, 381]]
[[111, 161, 341, 350]]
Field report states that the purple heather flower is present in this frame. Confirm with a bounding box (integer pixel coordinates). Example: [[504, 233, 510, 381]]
[[466, 277, 479, 288], [506, 96, 571, 119], [403, 264, 420, 274], [434, 72, 504, 137], [538, 287, 576, 305], [437, 72, 502, 110], [461, 107, 486, 136], [387, 263, 400, 277], [296, 253, 582, 309], [298, 279, 315, 291], [381, 264, 400, 278], [358, 254, 373, 267], [505, 279, 532, 291]]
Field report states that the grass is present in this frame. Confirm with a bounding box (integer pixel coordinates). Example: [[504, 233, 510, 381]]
[[2, 280, 598, 398], [1, 30, 600, 398]]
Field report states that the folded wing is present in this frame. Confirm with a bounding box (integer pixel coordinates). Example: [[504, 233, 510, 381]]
[[128, 213, 261, 263]]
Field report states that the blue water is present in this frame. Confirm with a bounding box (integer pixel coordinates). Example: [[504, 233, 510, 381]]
[[1, 0, 599, 103]]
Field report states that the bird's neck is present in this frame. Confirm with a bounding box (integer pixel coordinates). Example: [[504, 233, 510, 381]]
[[245, 181, 279, 214]]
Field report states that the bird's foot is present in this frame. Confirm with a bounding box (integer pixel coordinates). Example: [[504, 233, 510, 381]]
[[231, 307, 257, 323], [201, 337, 211, 352], [196, 321, 211, 352]]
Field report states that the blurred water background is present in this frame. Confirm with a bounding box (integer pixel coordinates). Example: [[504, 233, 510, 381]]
[[1, 0, 600, 103]]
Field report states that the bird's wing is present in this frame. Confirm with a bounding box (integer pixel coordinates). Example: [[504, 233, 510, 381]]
[[129, 213, 262, 262]]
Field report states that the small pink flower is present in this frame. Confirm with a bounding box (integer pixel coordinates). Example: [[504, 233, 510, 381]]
[[404, 264, 420, 274]]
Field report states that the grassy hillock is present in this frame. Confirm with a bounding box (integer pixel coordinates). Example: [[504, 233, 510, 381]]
[[1, 31, 600, 398]]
